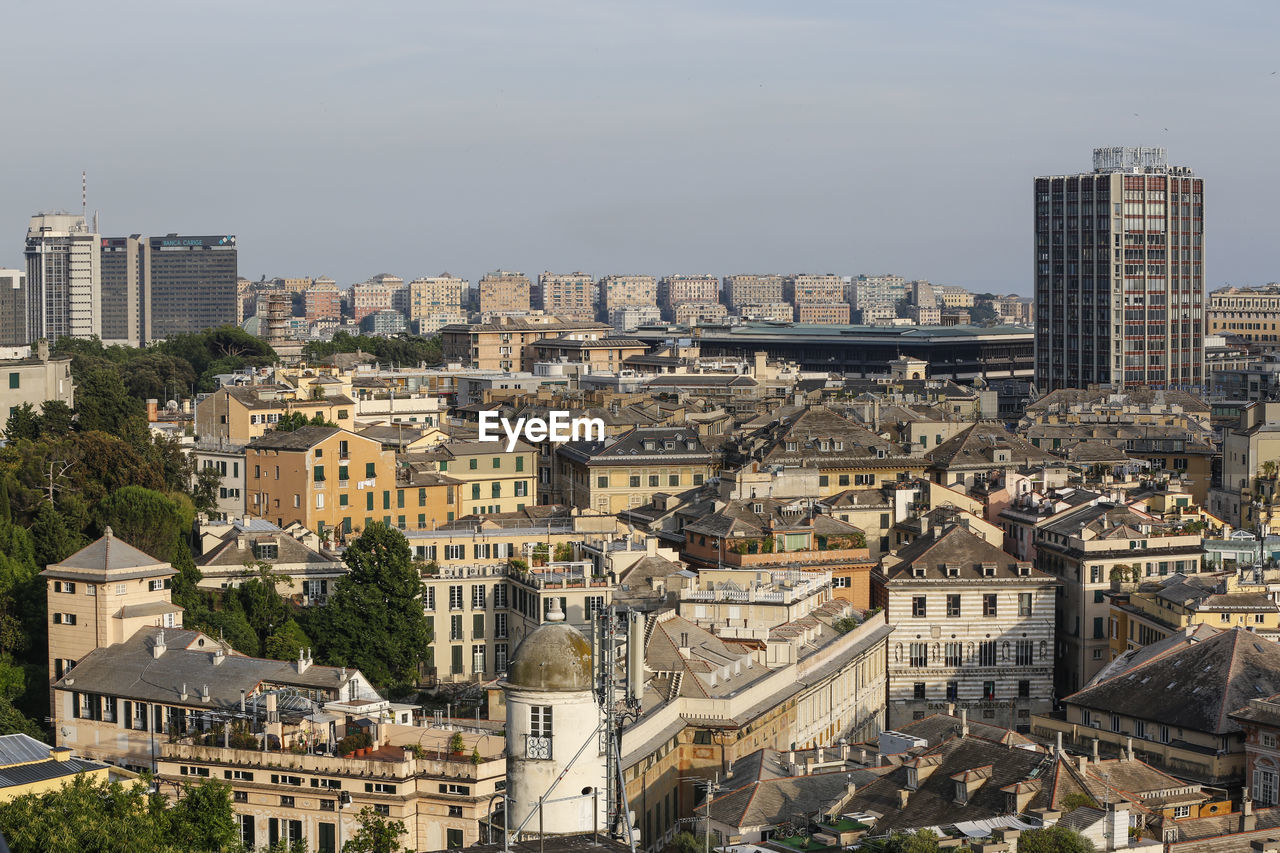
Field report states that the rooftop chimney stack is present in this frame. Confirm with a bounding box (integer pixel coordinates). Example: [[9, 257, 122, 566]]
[[153, 630, 167, 659]]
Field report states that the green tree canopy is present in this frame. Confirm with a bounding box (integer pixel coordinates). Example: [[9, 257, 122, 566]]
[[1017, 825, 1097, 853], [94, 486, 188, 563], [342, 806, 411, 853], [313, 523, 430, 690], [3, 404, 40, 442], [0, 775, 242, 853], [265, 618, 312, 661]]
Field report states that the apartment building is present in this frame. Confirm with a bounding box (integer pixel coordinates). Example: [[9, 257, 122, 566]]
[[1033, 502, 1204, 695], [424, 559, 612, 683], [786, 273, 845, 305], [735, 303, 794, 322], [407, 440, 537, 516], [0, 341, 75, 433], [1209, 285, 1280, 342], [348, 277, 402, 323], [723, 274, 784, 309], [673, 302, 728, 326], [1035, 627, 1280, 786], [244, 426, 464, 538], [529, 333, 648, 370], [599, 274, 658, 317], [195, 517, 346, 603], [850, 274, 907, 311], [795, 302, 851, 324], [657, 275, 719, 321], [609, 304, 663, 332], [937, 286, 975, 308], [555, 427, 715, 514], [535, 272, 597, 319], [748, 408, 929, 497], [304, 280, 341, 322], [440, 317, 612, 371], [1108, 572, 1280, 655], [195, 385, 355, 446], [680, 499, 877, 609], [1212, 401, 1280, 527], [408, 275, 467, 332], [882, 524, 1056, 731], [477, 270, 532, 315]]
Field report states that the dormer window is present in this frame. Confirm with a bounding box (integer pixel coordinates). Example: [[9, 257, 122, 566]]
[[255, 543, 279, 561], [876, 448, 887, 459], [912, 566, 926, 578], [752, 503, 764, 514], [820, 440, 829, 451], [644, 440, 656, 451], [664, 441, 674, 451], [944, 564, 960, 578], [833, 441, 843, 451], [1017, 562, 1032, 577], [786, 442, 797, 452], [981, 562, 997, 577], [686, 441, 697, 451]]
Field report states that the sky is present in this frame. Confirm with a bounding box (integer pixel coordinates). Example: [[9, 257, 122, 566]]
[[3, 0, 1278, 296]]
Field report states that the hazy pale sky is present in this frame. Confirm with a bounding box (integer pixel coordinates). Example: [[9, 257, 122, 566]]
[[4, 0, 1277, 295]]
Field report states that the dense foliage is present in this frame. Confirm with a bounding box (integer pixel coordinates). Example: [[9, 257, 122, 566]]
[[304, 523, 431, 692], [301, 331, 441, 367]]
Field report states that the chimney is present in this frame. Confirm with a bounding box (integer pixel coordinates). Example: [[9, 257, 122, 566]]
[[897, 789, 910, 809], [1126, 737, 1134, 761], [180, 683, 188, 701], [153, 629, 167, 659], [1077, 755, 1088, 773], [1091, 738, 1100, 764], [50, 746, 71, 763], [36, 340, 49, 362], [960, 708, 969, 738], [946, 702, 956, 716], [1056, 731, 1064, 756], [1244, 789, 1257, 833], [201, 684, 210, 702], [212, 646, 225, 665], [297, 649, 311, 674], [859, 748, 868, 764]]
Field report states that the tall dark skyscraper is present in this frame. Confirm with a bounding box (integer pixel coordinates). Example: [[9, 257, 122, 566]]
[[1034, 147, 1204, 392], [143, 235, 237, 340], [99, 236, 143, 346], [98, 234, 238, 343]]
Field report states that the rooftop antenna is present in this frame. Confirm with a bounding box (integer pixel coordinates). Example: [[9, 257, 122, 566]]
[[81, 171, 86, 219]]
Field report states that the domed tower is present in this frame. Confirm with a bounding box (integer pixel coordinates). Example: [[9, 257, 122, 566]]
[[503, 602, 606, 837]]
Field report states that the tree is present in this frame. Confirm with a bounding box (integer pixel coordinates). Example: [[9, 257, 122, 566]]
[[73, 360, 146, 435], [94, 486, 188, 563], [0, 774, 243, 853], [30, 503, 81, 570], [36, 400, 73, 438], [1017, 825, 1097, 853], [671, 831, 703, 853], [832, 616, 860, 634], [192, 464, 223, 514], [883, 829, 941, 853], [264, 618, 312, 661], [313, 523, 430, 690], [342, 806, 410, 853], [4, 404, 40, 442]]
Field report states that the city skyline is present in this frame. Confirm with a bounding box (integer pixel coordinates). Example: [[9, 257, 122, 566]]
[[3, 2, 1278, 294]]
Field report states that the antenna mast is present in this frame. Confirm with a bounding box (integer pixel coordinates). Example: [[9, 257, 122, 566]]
[[81, 171, 86, 219]]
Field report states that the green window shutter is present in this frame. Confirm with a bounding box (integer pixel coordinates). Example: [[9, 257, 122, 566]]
[[366, 493, 374, 511], [492, 457, 501, 469], [383, 491, 390, 510], [397, 490, 405, 509], [314, 465, 325, 482], [440, 461, 448, 472], [516, 456, 524, 472], [338, 466, 349, 481], [471, 484, 480, 500], [473, 614, 484, 638], [469, 458, 478, 470], [365, 462, 376, 478]]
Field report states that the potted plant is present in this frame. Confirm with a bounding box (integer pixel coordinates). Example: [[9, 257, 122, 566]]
[[449, 732, 466, 756], [470, 747, 482, 766]]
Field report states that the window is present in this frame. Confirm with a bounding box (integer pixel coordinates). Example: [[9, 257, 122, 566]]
[[314, 465, 325, 483], [53, 581, 75, 594], [1018, 680, 1030, 698], [946, 594, 961, 617], [909, 643, 927, 667], [979, 641, 996, 666], [494, 584, 508, 608], [1263, 733, 1277, 749], [179, 765, 211, 777], [913, 682, 926, 700], [471, 484, 480, 500], [225, 770, 255, 781], [449, 585, 463, 610], [234, 791, 248, 804], [982, 680, 996, 700], [270, 774, 303, 786], [1016, 640, 1033, 666], [1160, 725, 1171, 744], [280, 795, 295, 807], [450, 615, 463, 641], [495, 612, 508, 639], [1173, 806, 1190, 819], [365, 462, 376, 479], [1255, 768, 1278, 806], [692, 474, 704, 485], [1018, 592, 1032, 617], [445, 544, 464, 560], [983, 594, 998, 617], [516, 456, 524, 472], [911, 596, 927, 618], [629, 475, 640, 488], [945, 642, 962, 666], [530, 705, 553, 737], [669, 474, 679, 486], [52, 613, 76, 625], [365, 782, 397, 794], [832, 576, 850, 588], [946, 681, 958, 700], [7, 373, 17, 389], [372, 805, 390, 817], [149, 578, 166, 592]]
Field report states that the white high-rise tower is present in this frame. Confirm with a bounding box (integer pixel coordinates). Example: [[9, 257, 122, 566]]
[[24, 213, 101, 342]]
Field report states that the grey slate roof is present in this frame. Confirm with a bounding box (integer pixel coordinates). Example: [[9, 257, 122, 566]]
[[883, 525, 1050, 583], [1065, 626, 1280, 735], [42, 530, 174, 581], [246, 425, 343, 451], [56, 627, 360, 709]]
